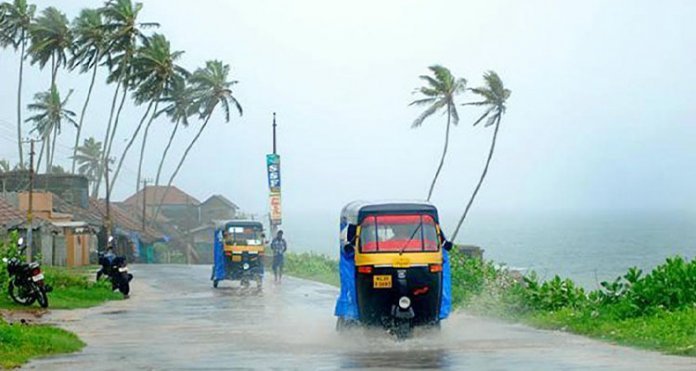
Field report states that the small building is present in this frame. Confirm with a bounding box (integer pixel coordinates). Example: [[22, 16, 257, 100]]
[[122, 186, 200, 231], [199, 195, 239, 225]]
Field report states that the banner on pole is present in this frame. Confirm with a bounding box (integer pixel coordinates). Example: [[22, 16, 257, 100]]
[[266, 154, 281, 193], [269, 192, 282, 224]]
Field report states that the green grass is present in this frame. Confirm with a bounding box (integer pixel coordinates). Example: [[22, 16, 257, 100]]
[[0, 266, 122, 310], [526, 307, 696, 356], [0, 319, 85, 368], [284, 252, 340, 287]]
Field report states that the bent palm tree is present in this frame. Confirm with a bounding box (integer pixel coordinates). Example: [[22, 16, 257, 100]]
[[155, 60, 242, 219], [27, 6, 71, 87], [26, 85, 78, 172], [110, 33, 187, 193], [153, 75, 195, 189], [72, 136, 105, 196], [69, 8, 108, 174], [0, 0, 36, 168], [410, 65, 466, 201], [450, 71, 511, 241]]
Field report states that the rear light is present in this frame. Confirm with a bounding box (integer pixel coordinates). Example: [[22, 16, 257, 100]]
[[429, 264, 442, 273], [357, 266, 373, 274], [225, 251, 232, 256], [32, 268, 41, 276]]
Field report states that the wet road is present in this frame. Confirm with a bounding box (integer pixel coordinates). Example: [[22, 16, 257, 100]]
[[24, 264, 696, 370]]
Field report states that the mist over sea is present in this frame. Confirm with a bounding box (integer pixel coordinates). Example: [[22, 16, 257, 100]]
[[281, 209, 696, 288]]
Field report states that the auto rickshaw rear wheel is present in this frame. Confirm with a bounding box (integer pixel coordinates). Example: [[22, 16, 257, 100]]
[[213, 280, 219, 288]]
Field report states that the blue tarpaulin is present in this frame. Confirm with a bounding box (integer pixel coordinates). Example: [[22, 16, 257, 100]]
[[439, 249, 452, 319], [212, 228, 226, 281]]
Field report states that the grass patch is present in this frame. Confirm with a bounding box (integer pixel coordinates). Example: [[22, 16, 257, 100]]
[[284, 252, 339, 287], [0, 319, 85, 368], [0, 266, 121, 310]]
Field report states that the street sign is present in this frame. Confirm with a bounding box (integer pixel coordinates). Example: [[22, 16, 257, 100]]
[[269, 192, 282, 224], [266, 154, 281, 193]]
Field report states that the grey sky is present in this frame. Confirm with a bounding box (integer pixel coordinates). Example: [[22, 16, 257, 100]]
[[0, 0, 694, 226]]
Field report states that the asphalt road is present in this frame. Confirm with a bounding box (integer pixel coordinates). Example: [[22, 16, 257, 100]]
[[23, 264, 696, 370]]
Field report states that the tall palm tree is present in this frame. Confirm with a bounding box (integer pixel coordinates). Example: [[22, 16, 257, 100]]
[[450, 71, 511, 241], [26, 85, 77, 172], [0, 0, 36, 169], [72, 136, 105, 196], [154, 60, 242, 218], [153, 76, 195, 189], [27, 6, 71, 88], [99, 0, 158, 184], [110, 33, 187, 193], [0, 159, 10, 173], [69, 8, 109, 174], [410, 65, 466, 201]]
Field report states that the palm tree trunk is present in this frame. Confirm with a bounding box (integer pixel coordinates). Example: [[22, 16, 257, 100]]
[[95, 81, 122, 196], [105, 80, 129, 165], [154, 119, 180, 187], [36, 139, 45, 171], [45, 133, 51, 173], [135, 99, 160, 193], [49, 127, 58, 172], [72, 59, 99, 173], [450, 115, 501, 241], [154, 113, 212, 220], [427, 104, 452, 201], [110, 100, 155, 195], [16, 36, 25, 169]]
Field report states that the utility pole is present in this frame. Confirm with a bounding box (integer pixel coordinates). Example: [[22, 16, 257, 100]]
[[104, 158, 112, 239], [26, 139, 35, 258], [272, 112, 277, 155], [141, 178, 150, 232]]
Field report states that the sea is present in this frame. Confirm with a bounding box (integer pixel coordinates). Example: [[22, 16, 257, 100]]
[[281, 210, 696, 289]]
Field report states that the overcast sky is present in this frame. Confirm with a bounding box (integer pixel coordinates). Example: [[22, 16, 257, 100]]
[[0, 0, 694, 226]]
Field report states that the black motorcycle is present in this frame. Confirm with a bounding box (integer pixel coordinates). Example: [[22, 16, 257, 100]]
[[2, 238, 51, 308], [96, 251, 133, 296]]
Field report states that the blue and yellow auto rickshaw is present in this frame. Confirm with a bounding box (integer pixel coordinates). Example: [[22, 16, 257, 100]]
[[211, 220, 266, 289], [334, 201, 452, 338]]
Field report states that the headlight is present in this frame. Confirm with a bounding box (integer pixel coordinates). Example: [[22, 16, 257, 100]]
[[243, 263, 250, 270], [398, 296, 411, 309]]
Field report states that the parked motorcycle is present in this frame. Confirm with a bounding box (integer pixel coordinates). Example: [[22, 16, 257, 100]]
[[2, 238, 51, 308], [96, 246, 133, 297]]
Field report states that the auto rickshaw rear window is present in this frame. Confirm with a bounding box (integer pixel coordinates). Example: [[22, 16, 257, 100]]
[[359, 214, 439, 253], [224, 224, 264, 245]]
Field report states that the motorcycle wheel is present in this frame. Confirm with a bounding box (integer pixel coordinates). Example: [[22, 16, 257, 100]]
[[96, 270, 103, 281], [34, 284, 49, 308], [119, 274, 130, 296], [9, 280, 36, 306]]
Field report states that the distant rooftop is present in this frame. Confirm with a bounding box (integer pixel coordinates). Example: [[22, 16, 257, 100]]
[[122, 185, 200, 207]]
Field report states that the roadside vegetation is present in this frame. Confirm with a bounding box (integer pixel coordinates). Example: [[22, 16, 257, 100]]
[[284, 249, 695, 356], [0, 319, 84, 368]]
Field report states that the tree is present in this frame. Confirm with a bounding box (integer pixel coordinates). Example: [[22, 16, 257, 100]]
[[109, 33, 187, 194], [154, 60, 242, 218], [27, 6, 71, 88], [153, 76, 195, 189], [450, 71, 511, 241], [0, 0, 36, 169], [0, 159, 10, 173], [69, 8, 108, 174], [72, 136, 105, 196], [99, 0, 158, 191], [409, 65, 466, 201], [25, 85, 77, 172]]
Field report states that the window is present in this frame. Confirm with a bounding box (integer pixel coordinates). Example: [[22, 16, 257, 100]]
[[224, 225, 264, 245], [359, 214, 439, 253]]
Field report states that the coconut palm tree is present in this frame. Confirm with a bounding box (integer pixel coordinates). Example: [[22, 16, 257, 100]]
[[450, 71, 511, 241], [26, 85, 77, 172], [110, 33, 187, 193], [0, 0, 36, 169], [154, 60, 242, 218], [0, 159, 10, 173], [27, 6, 71, 88], [153, 76, 195, 189], [72, 136, 105, 196], [99, 0, 158, 179], [69, 8, 109, 174], [410, 65, 466, 201]]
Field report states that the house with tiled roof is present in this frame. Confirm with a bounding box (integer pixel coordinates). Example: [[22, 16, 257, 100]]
[[123, 186, 201, 231]]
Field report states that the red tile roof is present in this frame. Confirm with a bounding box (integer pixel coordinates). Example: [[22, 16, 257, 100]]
[[122, 186, 200, 207], [89, 199, 163, 243], [0, 197, 25, 228]]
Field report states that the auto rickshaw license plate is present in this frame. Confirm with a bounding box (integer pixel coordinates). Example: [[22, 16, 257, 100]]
[[232, 255, 242, 262], [373, 275, 392, 289]]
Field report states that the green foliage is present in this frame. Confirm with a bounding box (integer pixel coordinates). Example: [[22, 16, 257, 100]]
[[522, 273, 587, 311], [0, 319, 85, 368], [284, 252, 339, 287]]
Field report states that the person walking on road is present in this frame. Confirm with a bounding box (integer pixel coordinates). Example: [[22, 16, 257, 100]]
[[271, 230, 288, 283]]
